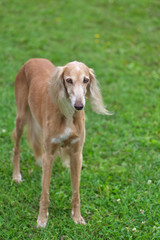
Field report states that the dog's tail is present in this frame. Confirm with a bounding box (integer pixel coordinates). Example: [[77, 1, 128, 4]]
[[26, 112, 43, 166]]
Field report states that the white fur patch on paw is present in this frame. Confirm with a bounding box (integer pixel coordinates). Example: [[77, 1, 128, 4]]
[[37, 218, 47, 228], [12, 173, 22, 183], [37, 219, 47, 228], [72, 215, 86, 225], [37, 212, 48, 228]]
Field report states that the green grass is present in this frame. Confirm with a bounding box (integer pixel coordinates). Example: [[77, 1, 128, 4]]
[[0, 0, 160, 239]]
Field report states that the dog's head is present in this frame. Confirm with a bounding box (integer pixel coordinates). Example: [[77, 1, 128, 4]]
[[50, 61, 111, 118]]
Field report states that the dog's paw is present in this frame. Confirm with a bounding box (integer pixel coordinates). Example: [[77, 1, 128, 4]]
[[72, 215, 86, 225], [12, 173, 22, 183], [37, 219, 47, 228], [37, 214, 48, 228]]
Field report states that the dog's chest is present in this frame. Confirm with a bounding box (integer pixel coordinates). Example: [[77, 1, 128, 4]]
[[50, 112, 84, 147], [51, 126, 79, 147]]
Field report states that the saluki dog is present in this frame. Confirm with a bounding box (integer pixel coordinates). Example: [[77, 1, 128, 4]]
[[12, 58, 110, 227]]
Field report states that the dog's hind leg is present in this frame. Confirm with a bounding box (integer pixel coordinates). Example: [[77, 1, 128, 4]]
[[26, 112, 43, 166], [12, 66, 28, 182]]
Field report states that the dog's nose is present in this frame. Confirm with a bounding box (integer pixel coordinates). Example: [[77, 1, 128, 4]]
[[74, 103, 84, 111]]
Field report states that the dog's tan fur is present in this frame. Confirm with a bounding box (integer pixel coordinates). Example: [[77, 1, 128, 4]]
[[12, 58, 110, 227]]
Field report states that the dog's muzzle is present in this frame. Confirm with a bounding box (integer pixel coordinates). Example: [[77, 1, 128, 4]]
[[74, 103, 84, 111]]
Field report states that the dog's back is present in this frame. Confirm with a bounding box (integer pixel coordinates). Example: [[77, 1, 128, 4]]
[[15, 58, 55, 109], [18, 58, 55, 84]]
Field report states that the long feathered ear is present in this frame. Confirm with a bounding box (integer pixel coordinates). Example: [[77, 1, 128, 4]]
[[49, 67, 75, 119], [49, 66, 65, 107], [87, 68, 111, 115]]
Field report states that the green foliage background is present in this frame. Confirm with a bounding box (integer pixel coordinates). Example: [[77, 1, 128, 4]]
[[0, 0, 160, 239]]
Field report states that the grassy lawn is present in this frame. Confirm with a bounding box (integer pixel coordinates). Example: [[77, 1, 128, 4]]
[[0, 0, 160, 239]]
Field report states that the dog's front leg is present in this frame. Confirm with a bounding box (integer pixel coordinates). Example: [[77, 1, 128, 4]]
[[70, 149, 86, 225], [37, 152, 55, 228]]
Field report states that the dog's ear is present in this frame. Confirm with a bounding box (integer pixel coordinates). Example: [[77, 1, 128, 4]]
[[49, 66, 66, 107], [49, 67, 75, 118], [87, 68, 111, 115]]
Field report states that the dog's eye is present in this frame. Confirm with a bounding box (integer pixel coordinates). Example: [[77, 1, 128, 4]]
[[83, 77, 89, 84], [66, 78, 73, 84]]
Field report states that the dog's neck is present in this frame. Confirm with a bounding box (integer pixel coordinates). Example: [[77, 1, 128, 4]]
[[58, 96, 75, 120], [58, 99, 83, 129]]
